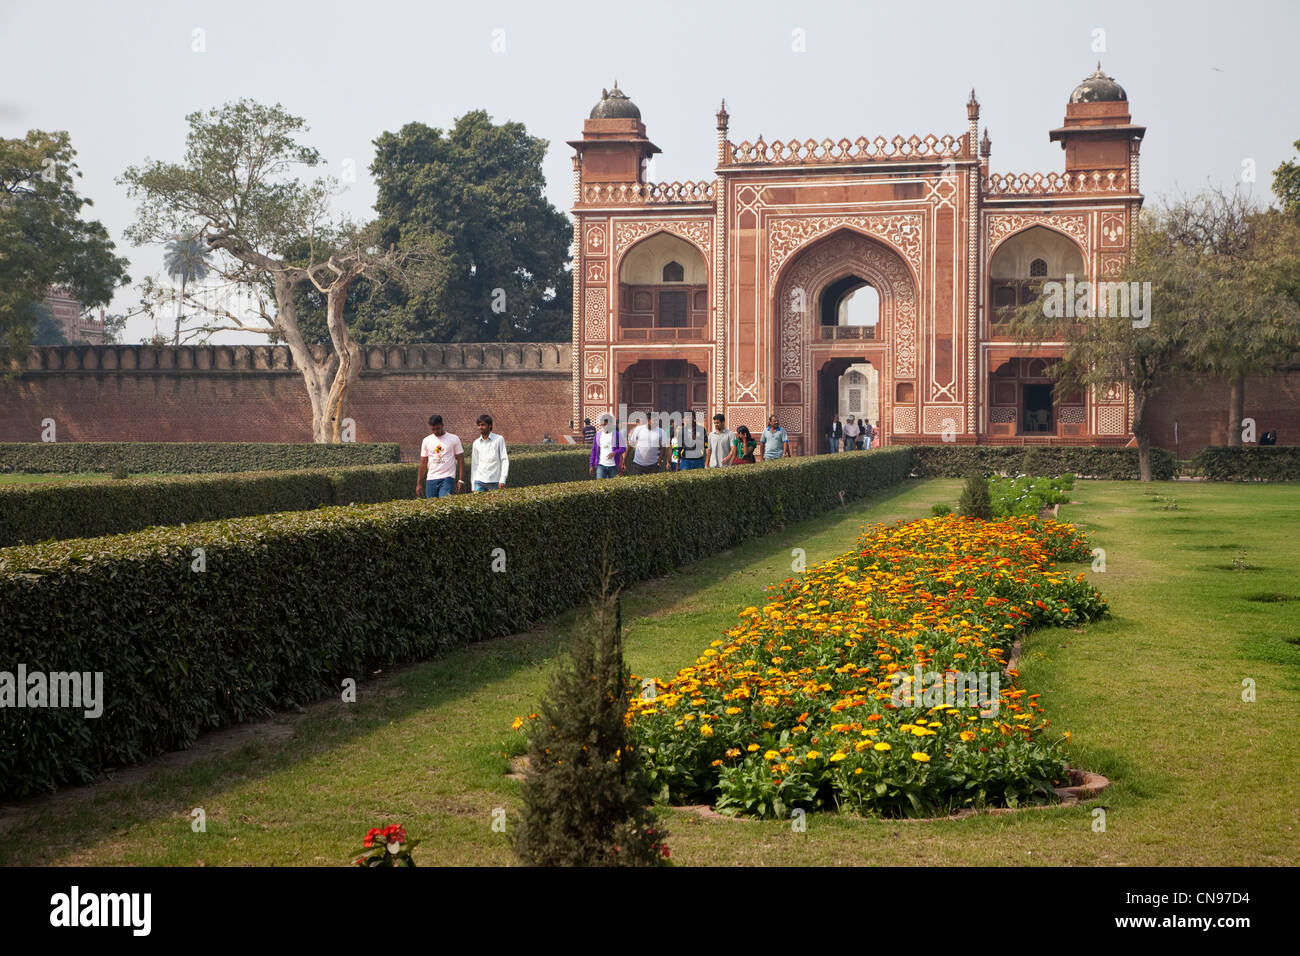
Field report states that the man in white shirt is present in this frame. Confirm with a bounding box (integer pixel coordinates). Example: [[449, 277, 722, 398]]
[[417, 414, 465, 498], [843, 416, 860, 452], [588, 413, 625, 479], [470, 413, 510, 491], [706, 413, 734, 467], [626, 414, 667, 475]]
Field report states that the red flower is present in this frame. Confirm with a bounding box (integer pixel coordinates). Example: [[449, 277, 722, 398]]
[[661, 845, 670, 858], [363, 827, 383, 848]]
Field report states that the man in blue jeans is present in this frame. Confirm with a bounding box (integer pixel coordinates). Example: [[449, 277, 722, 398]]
[[588, 413, 625, 479], [417, 414, 465, 498], [470, 413, 510, 491]]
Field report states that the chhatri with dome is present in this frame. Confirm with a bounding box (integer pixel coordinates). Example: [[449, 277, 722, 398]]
[[567, 67, 1146, 451]]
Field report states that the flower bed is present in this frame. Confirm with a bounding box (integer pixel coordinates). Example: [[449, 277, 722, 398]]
[[627, 515, 1107, 818]]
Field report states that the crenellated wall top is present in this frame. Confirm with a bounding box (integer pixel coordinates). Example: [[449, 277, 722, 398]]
[[14, 342, 572, 374]]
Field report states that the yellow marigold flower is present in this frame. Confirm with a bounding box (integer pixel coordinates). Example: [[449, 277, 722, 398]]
[[854, 767, 864, 775], [960, 730, 977, 741], [806, 750, 822, 760], [764, 750, 780, 760], [700, 723, 714, 736], [711, 759, 723, 766], [911, 752, 930, 762], [747, 743, 760, 752], [829, 752, 847, 762], [725, 748, 741, 758], [873, 742, 891, 751], [725, 707, 743, 716], [761, 721, 775, 729], [511, 716, 524, 731]]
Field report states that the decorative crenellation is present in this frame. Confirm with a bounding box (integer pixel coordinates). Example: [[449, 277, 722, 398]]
[[984, 170, 1131, 196], [580, 181, 715, 205], [727, 133, 962, 166], [21, 343, 572, 373]]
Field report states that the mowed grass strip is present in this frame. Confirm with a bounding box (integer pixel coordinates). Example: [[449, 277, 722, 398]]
[[2, 478, 1298, 866]]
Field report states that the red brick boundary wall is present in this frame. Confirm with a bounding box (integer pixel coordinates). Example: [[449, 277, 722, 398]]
[[3, 345, 1296, 458], [1, 343, 573, 459]]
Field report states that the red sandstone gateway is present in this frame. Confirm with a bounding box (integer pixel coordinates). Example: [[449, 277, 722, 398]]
[[568, 70, 1150, 453]]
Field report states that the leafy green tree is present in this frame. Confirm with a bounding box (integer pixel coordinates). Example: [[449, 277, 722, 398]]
[[1160, 187, 1300, 446], [0, 130, 129, 367], [1273, 138, 1300, 216], [1005, 208, 1191, 481], [119, 100, 439, 442], [359, 111, 572, 343], [162, 235, 212, 344], [28, 303, 67, 345], [514, 577, 668, 867]]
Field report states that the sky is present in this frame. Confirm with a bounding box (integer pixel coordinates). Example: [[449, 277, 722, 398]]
[[3, 0, 1297, 344]]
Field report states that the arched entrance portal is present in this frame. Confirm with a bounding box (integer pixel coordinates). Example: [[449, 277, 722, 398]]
[[815, 358, 881, 452], [774, 229, 916, 453]]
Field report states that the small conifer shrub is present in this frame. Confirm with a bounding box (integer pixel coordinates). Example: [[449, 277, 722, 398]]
[[958, 471, 993, 520], [513, 573, 669, 867]]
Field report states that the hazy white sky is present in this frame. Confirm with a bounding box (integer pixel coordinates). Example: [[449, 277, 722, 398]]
[[3, 0, 1297, 344]]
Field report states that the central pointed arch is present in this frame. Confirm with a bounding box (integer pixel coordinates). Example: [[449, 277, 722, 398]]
[[771, 228, 917, 450]]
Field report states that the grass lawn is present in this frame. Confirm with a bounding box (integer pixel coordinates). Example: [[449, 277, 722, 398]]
[[2, 478, 1297, 866]]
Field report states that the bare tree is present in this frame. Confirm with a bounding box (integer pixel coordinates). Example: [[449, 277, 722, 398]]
[[119, 100, 438, 442]]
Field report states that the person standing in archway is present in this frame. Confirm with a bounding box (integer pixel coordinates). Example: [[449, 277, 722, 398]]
[[861, 418, 875, 451], [827, 416, 843, 454], [843, 416, 859, 451]]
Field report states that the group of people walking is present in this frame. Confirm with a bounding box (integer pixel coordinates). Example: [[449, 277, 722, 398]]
[[418, 408, 881, 497], [826, 415, 880, 453], [588, 411, 792, 478]]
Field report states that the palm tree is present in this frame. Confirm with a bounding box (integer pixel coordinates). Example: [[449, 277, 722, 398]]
[[163, 236, 212, 344]]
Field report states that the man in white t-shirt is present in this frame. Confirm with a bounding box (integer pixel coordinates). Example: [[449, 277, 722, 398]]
[[588, 413, 625, 479], [417, 414, 464, 498], [627, 415, 667, 475]]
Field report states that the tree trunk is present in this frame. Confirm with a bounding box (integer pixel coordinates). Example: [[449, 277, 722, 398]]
[[321, 276, 363, 443], [1226, 372, 1245, 446], [270, 276, 339, 442], [174, 274, 186, 346], [1132, 389, 1153, 482]]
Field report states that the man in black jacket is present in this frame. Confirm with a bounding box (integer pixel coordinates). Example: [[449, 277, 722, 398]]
[[827, 417, 843, 454]]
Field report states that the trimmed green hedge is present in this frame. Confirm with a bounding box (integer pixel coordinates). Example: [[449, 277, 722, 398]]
[[0, 450, 590, 547], [907, 445, 1176, 480], [0, 449, 913, 797], [1190, 446, 1300, 481], [0, 442, 401, 474]]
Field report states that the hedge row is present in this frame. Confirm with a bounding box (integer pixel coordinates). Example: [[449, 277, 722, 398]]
[[1190, 445, 1300, 481], [907, 445, 1177, 480], [0, 442, 401, 474], [0, 450, 591, 547], [0, 449, 913, 798]]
